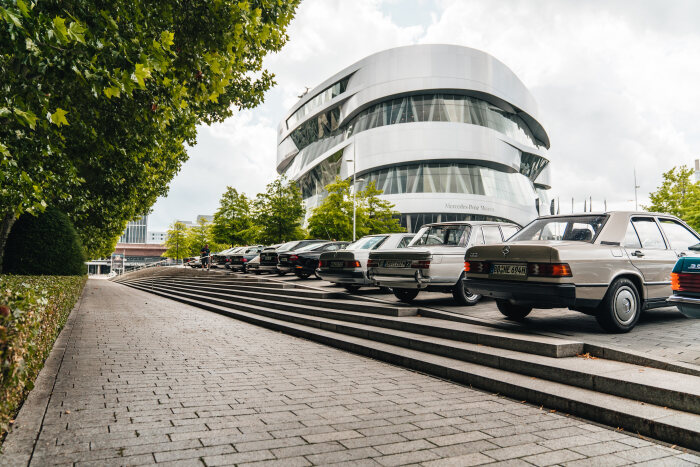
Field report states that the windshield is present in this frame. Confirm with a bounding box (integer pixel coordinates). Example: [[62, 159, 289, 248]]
[[511, 215, 607, 242], [347, 236, 388, 250], [295, 242, 327, 252], [410, 225, 471, 247]]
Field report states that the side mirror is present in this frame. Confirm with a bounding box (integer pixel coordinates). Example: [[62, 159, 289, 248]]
[[689, 243, 700, 251]]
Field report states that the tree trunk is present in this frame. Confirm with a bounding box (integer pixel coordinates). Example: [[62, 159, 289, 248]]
[[0, 211, 17, 274]]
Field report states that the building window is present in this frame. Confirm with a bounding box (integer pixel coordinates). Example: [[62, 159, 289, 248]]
[[286, 77, 350, 128], [400, 213, 515, 233]]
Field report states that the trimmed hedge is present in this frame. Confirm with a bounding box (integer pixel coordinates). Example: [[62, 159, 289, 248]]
[[4, 207, 87, 276], [0, 275, 86, 446]]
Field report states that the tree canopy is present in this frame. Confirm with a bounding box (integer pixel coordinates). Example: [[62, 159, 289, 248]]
[[645, 165, 700, 231], [0, 0, 300, 270], [253, 176, 305, 244], [162, 222, 189, 261], [307, 178, 404, 241], [211, 187, 254, 247]]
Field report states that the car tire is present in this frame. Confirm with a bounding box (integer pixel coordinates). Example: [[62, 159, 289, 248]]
[[393, 288, 419, 303], [295, 271, 311, 279], [277, 271, 287, 276], [343, 284, 361, 293], [452, 273, 482, 306], [496, 299, 532, 320], [595, 278, 641, 333], [314, 270, 322, 280], [379, 286, 392, 294]]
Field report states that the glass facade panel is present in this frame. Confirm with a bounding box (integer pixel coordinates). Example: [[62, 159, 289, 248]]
[[119, 215, 148, 243], [354, 163, 535, 205], [286, 77, 349, 128], [400, 213, 515, 233], [298, 150, 343, 199], [284, 94, 548, 184]]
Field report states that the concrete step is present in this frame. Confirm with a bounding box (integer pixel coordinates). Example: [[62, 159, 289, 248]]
[[122, 282, 700, 452], [125, 277, 345, 300], [129, 280, 417, 317], [127, 281, 700, 416], [127, 281, 582, 358]]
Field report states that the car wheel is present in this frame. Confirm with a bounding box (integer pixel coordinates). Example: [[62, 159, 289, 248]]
[[452, 273, 482, 306], [253, 271, 261, 275], [496, 299, 532, 320], [277, 271, 287, 276], [314, 270, 322, 280], [595, 278, 641, 333], [343, 284, 361, 293], [295, 271, 311, 279], [393, 288, 419, 303], [379, 286, 392, 294]]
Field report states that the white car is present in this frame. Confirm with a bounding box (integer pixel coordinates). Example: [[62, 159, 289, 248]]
[[317, 233, 415, 292], [367, 221, 520, 305]]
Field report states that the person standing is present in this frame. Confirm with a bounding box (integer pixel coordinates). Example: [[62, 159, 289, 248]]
[[200, 244, 211, 270]]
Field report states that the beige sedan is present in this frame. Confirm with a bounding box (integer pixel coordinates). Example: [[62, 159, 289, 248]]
[[463, 211, 700, 332]]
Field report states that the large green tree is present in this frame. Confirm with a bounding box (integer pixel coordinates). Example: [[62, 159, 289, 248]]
[[360, 181, 404, 235], [162, 221, 189, 262], [0, 0, 300, 271], [307, 178, 357, 241], [645, 165, 700, 231], [307, 178, 404, 241], [253, 176, 305, 244], [212, 187, 254, 246]]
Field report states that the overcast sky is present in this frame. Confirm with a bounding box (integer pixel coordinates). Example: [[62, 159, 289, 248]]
[[148, 0, 700, 231]]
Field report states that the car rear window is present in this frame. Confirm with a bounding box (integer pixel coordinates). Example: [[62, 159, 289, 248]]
[[411, 225, 471, 247], [511, 215, 606, 242]]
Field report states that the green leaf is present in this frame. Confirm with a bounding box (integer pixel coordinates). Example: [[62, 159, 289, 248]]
[[16, 0, 30, 18], [160, 30, 174, 48], [67, 20, 86, 44], [132, 63, 151, 88], [53, 16, 69, 43], [0, 7, 22, 28], [14, 108, 37, 129], [103, 86, 121, 99], [50, 108, 69, 127]]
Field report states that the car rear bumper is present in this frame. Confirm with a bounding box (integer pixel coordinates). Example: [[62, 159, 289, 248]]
[[369, 273, 435, 289], [667, 294, 700, 305], [258, 264, 278, 272], [464, 278, 577, 307], [317, 270, 368, 284]]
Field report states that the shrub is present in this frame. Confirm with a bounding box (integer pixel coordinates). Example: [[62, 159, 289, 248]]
[[0, 275, 85, 446], [4, 208, 87, 276]]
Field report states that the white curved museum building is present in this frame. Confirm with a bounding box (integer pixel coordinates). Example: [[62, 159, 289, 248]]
[[276, 44, 552, 231]]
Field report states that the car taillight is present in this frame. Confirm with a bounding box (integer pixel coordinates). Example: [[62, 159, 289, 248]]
[[319, 260, 327, 267], [672, 272, 700, 292], [345, 260, 361, 268], [464, 261, 489, 273], [367, 259, 379, 267], [289, 255, 298, 261], [528, 263, 572, 277], [411, 260, 430, 269], [242, 258, 248, 262]]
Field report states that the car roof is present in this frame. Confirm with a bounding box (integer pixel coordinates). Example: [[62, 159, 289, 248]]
[[536, 211, 678, 219], [421, 221, 518, 227]]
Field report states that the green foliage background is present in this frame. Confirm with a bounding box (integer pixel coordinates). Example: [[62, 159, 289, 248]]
[[0, 0, 300, 268], [4, 207, 86, 275], [645, 165, 700, 231], [0, 275, 86, 445]]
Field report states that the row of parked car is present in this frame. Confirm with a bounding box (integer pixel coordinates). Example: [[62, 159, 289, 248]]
[[182, 210, 700, 333]]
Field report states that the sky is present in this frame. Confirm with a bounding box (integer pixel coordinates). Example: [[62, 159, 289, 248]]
[[148, 0, 700, 231]]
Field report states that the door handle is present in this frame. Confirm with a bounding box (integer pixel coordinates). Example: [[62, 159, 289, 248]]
[[631, 250, 645, 257]]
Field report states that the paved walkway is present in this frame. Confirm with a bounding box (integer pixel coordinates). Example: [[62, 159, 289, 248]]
[[271, 274, 700, 368], [2, 279, 698, 466]]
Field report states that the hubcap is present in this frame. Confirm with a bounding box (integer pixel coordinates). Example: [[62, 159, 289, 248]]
[[614, 286, 637, 325]]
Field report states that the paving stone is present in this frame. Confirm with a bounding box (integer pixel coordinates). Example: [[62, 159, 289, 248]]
[[422, 452, 496, 466], [1, 279, 693, 466], [522, 448, 586, 466]]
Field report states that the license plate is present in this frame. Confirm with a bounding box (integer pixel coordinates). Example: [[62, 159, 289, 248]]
[[384, 260, 410, 268], [491, 263, 527, 277], [263, 256, 274, 261], [330, 261, 345, 268]]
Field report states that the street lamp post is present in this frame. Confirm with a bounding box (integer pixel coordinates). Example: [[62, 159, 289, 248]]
[[347, 143, 365, 242]]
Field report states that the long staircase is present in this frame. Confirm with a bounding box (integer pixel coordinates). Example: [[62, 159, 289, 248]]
[[113, 269, 700, 451]]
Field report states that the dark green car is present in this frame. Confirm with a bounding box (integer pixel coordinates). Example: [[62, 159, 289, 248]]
[[668, 243, 700, 318]]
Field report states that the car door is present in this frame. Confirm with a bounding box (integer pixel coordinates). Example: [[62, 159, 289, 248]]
[[657, 217, 700, 259], [625, 217, 677, 299]]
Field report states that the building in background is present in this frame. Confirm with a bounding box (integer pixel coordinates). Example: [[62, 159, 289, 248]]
[[118, 215, 148, 243], [276, 44, 551, 231], [148, 231, 167, 244], [196, 214, 214, 224]]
